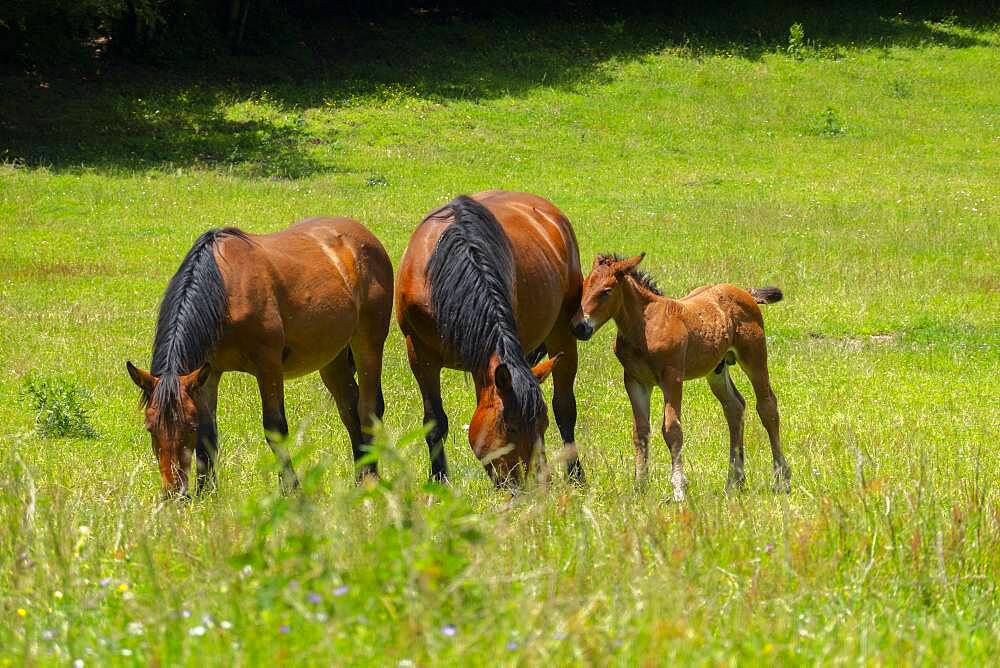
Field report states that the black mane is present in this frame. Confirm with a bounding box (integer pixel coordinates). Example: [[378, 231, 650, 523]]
[[147, 227, 249, 425], [427, 196, 544, 427], [598, 253, 663, 295]]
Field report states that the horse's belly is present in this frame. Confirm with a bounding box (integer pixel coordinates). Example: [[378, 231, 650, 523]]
[[282, 322, 355, 376]]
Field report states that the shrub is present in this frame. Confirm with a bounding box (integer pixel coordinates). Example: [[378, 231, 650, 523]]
[[20, 374, 98, 439], [818, 106, 846, 136], [787, 22, 807, 60]]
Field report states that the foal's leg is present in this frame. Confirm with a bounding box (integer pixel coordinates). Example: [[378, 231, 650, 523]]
[[707, 364, 747, 491], [351, 331, 387, 480], [320, 349, 366, 479], [624, 373, 652, 487], [659, 374, 686, 502], [405, 336, 449, 482], [736, 341, 791, 492], [660, 370, 687, 501], [256, 362, 299, 494], [545, 327, 584, 483], [195, 369, 222, 495]]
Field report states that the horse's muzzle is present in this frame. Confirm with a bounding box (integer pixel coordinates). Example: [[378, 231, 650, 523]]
[[572, 319, 595, 341]]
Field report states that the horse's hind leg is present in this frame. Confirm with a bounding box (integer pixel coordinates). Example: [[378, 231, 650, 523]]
[[320, 349, 368, 479], [256, 362, 300, 494], [195, 369, 222, 495], [735, 337, 791, 492], [707, 363, 746, 491], [350, 330, 387, 481], [406, 335, 449, 482], [545, 328, 584, 483]]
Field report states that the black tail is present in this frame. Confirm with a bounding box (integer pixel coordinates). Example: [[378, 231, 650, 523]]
[[749, 286, 783, 305], [427, 196, 544, 426]]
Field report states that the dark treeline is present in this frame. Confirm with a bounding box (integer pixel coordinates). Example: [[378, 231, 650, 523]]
[[1, 1, 997, 67]]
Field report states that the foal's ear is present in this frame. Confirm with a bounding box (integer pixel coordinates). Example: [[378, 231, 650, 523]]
[[126, 361, 156, 395], [612, 253, 646, 276], [182, 363, 213, 390], [530, 353, 561, 383]]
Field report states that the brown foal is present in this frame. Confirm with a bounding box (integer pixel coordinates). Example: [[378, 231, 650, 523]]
[[571, 253, 791, 500], [126, 218, 393, 497]]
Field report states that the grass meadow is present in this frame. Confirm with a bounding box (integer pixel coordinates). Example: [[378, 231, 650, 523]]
[[1, 9, 999, 665]]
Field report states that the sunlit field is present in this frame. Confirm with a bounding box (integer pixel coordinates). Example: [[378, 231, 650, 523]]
[[2, 10, 999, 665]]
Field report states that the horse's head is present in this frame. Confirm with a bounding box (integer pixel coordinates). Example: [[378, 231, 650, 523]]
[[126, 361, 211, 498], [571, 253, 646, 341], [469, 356, 559, 488]]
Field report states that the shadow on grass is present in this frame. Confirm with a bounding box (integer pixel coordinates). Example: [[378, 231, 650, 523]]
[[0, 5, 995, 176]]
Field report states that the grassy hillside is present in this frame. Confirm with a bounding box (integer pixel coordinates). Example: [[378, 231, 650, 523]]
[[1, 11, 998, 665]]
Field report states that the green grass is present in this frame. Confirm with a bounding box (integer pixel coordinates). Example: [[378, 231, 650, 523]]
[[2, 11, 999, 666]]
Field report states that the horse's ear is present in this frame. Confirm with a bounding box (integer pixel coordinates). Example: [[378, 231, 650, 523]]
[[182, 363, 212, 390], [612, 253, 645, 276], [530, 353, 561, 383], [126, 361, 156, 395], [494, 363, 516, 405], [592, 254, 604, 270]]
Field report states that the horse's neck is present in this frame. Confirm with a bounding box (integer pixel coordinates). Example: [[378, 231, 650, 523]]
[[614, 278, 672, 345]]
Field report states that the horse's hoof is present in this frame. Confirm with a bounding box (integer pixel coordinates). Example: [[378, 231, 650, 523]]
[[772, 473, 791, 494]]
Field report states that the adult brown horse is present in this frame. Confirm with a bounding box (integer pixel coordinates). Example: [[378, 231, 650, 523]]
[[571, 253, 791, 501], [126, 218, 393, 497], [396, 191, 584, 486]]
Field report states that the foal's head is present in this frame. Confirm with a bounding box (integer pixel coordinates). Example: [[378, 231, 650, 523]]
[[469, 356, 559, 487], [126, 361, 211, 497], [571, 253, 646, 341]]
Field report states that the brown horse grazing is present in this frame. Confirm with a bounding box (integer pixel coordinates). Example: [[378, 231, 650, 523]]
[[396, 191, 584, 486], [125, 218, 393, 497], [570, 253, 791, 501]]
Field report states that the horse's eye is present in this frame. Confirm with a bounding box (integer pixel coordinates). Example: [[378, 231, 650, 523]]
[[598, 288, 612, 299]]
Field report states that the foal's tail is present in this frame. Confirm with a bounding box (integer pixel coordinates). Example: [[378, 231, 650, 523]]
[[749, 286, 783, 305]]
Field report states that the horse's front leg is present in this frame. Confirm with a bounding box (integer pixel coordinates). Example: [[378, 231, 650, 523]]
[[545, 328, 584, 483], [659, 374, 686, 502], [624, 372, 652, 487], [405, 335, 449, 483], [194, 369, 222, 495], [256, 362, 299, 495]]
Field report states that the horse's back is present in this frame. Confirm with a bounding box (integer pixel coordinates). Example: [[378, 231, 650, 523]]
[[676, 284, 766, 360], [214, 217, 392, 377], [223, 217, 391, 296], [472, 190, 582, 286]]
